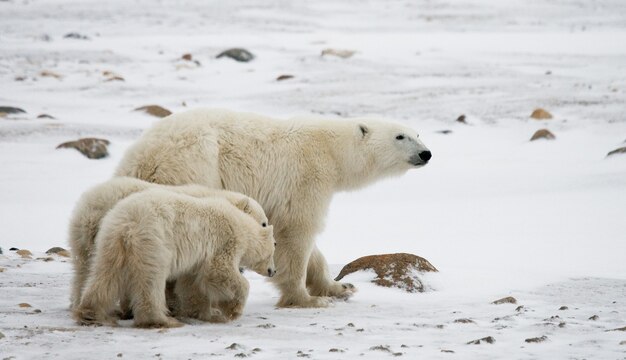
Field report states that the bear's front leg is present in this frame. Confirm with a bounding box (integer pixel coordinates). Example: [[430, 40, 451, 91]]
[[306, 245, 357, 299], [273, 232, 332, 308]]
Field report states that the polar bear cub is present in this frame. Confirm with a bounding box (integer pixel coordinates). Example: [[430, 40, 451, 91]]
[[73, 189, 275, 328], [68, 176, 268, 310]]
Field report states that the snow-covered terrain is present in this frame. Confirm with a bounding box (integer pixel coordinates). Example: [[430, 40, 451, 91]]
[[1, 0, 625, 358]]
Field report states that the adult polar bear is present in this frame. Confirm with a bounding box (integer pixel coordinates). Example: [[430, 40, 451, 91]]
[[116, 109, 431, 308]]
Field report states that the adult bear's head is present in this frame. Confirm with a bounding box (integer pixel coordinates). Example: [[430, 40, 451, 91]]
[[335, 119, 431, 189]]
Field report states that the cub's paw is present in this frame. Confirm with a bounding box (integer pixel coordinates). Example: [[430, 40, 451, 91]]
[[135, 316, 184, 329], [277, 295, 332, 308]]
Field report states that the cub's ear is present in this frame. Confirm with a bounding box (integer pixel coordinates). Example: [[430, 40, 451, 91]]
[[357, 124, 369, 139], [235, 197, 250, 213]]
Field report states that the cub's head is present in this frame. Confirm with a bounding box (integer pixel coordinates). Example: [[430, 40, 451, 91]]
[[340, 119, 430, 187], [243, 225, 276, 278]]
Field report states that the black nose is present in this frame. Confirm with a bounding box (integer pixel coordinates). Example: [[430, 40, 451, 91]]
[[268, 268, 275, 277], [419, 151, 432, 162]]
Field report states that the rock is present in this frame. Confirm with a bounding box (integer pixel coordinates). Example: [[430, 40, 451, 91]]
[[436, 130, 453, 134], [608, 326, 626, 332], [9, 247, 19, 251], [0, 267, 5, 272], [335, 253, 438, 293], [64, 32, 89, 40], [515, 305, 525, 312], [0, 247, 2, 254], [56, 138, 110, 159], [369, 345, 391, 352], [530, 129, 556, 141], [607, 146, 626, 157], [134, 105, 172, 118], [620, 340, 626, 345], [321, 48, 356, 59], [589, 315, 599, 321], [40, 70, 62, 79], [329, 349, 344, 353], [18, 303, 32, 308], [0, 331, 4, 339], [235, 354, 247, 358], [37, 114, 55, 119], [456, 114, 467, 124], [181, 53, 193, 61], [525, 335, 548, 343], [105, 76, 125, 82], [46, 247, 65, 255], [216, 48, 255, 62], [530, 108, 553, 120], [257, 323, 275, 329], [276, 74, 294, 81], [492, 296, 517, 305], [16, 249, 32, 258], [441, 349, 455, 353], [0, 106, 26, 115], [558, 306, 568, 310], [454, 318, 475, 324], [467, 336, 495, 345], [226, 343, 244, 350]]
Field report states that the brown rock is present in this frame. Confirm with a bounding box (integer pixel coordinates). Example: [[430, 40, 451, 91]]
[[57, 250, 71, 257], [16, 249, 32, 258], [18, 303, 32, 308], [456, 114, 466, 124], [335, 253, 438, 293], [492, 296, 517, 305], [134, 105, 172, 118], [0, 267, 5, 272], [37, 114, 55, 119], [321, 48, 356, 59], [530, 108, 553, 120], [0, 106, 26, 115], [56, 138, 110, 159], [530, 129, 556, 141], [105, 76, 125, 82], [276, 74, 295, 81], [46, 247, 66, 255], [525, 335, 548, 343], [589, 315, 599, 321], [181, 53, 193, 61], [607, 146, 626, 157], [467, 336, 495, 345], [40, 70, 62, 79]]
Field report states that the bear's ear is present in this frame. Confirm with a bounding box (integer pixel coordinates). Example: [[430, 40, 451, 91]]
[[357, 124, 369, 139], [235, 197, 250, 213]]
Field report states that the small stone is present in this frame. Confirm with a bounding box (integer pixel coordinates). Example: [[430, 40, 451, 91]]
[[589, 315, 599, 321], [251, 348, 261, 352], [400, 345, 408, 348], [525, 335, 548, 343], [558, 306, 568, 311], [40, 70, 62, 79], [18, 303, 32, 308], [134, 105, 172, 118], [558, 322, 566, 328], [515, 305, 525, 312], [620, 340, 626, 345], [181, 53, 193, 61], [530, 108, 553, 120], [257, 323, 275, 329], [607, 146, 626, 157], [105, 76, 125, 82], [530, 129, 556, 141], [234, 354, 247, 358], [329, 348, 344, 353], [9, 247, 19, 251], [392, 352, 403, 356], [467, 336, 495, 345], [46, 247, 66, 255], [456, 114, 466, 123], [608, 326, 626, 332], [492, 296, 517, 305], [216, 48, 255, 62], [453, 318, 475, 324], [226, 343, 244, 350], [436, 130, 453, 134], [0, 267, 5, 272], [33, 309, 42, 313], [0, 331, 4, 340], [37, 114, 55, 119], [321, 48, 356, 59], [441, 349, 455, 353], [37, 257, 54, 262], [56, 138, 110, 159], [346, 323, 355, 327], [64, 32, 89, 40], [117, 354, 122, 358], [370, 345, 391, 352], [15, 76, 27, 81], [335, 253, 437, 293], [276, 74, 294, 81], [0, 106, 26, 115]]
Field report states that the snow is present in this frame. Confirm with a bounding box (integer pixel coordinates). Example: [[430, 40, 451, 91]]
[[1, 0, 626, 358]]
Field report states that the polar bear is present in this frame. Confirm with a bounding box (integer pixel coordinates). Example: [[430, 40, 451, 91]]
[[73, 189, 276, 328], [116, 109, 431, 308], [68, 176, 268, 311]]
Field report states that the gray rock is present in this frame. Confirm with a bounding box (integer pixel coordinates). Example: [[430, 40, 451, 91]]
[[216, 48, 255, 62], [56, 138, 110, 159], [0, 106, 26, 114]]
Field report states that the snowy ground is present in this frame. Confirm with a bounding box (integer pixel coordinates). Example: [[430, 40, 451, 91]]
[[1, 0, 626, 359]]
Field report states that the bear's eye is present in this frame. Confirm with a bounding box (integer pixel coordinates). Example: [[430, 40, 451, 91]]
[[396, 135, 405, 140], [262, 222, 267, 227]]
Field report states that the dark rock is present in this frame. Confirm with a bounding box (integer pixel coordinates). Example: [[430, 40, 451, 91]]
[[257, 323, 275, 329], [235, 353, 247, 358], [226, 343, 244, 350], [329, 348, 344, 353], [56, 138, 110, 159], [0, 331, 4, 340], [64, 32, 89, 40], [0, 247, 2, 255], [335, 253, 438, 293], [607, 146, 626, 157], [10, 247, 19, 251], [454, 318, 475, 324], [37, 114, 55, 119], [558, 306, 568, 311], [181, 53, 193, 61], [525, 335, 548, 343], [370, 345, 391, 352], [589, 315, 599, 321], [0, 106, 26, 114], [441, 349, 455, 353], [134, 105, 172, 118], [216, 48, 255, 62], [456, 114, 466, 123], [467, 336, 495, 345], [436, 130, 453, 134], [46, 247, 66, 255], [530, 108, 553, 120], [608, 326, 626, 332], [492, 296, 517, 305], [620, 340, 626, 345], [530, 129, 556, 141], [515, 305, 525, 312], [276, 74, 294, 81]]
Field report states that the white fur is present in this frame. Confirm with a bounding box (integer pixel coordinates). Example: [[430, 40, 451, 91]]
[[73, 189, 275, 328], [116, 108, 430, 308]]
